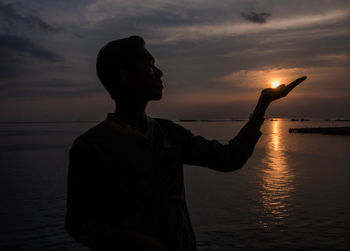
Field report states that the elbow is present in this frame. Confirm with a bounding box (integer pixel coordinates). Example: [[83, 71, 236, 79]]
[[218, 163, 244, 173], [210, 147, 254, 172], [215, 167, 235, 173], [214, 154, 251, 172], [65, 214, 82, 242], [221, 166, 241, 173], [209, 159, 246, 173]]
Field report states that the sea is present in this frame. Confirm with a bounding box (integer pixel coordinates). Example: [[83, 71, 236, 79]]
[[0, 119, 349, 250]]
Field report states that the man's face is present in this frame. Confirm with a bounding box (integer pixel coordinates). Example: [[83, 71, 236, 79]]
[[127, 48, 164, 101]]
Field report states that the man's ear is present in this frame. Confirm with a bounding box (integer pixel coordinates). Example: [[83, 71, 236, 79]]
[[118, 68, 133, 85]]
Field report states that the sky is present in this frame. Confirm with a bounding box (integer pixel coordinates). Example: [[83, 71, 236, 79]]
[[0, 0, 349, 121]]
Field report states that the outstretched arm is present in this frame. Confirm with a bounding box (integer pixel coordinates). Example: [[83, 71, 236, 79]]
[[177, 76, 307, 171]]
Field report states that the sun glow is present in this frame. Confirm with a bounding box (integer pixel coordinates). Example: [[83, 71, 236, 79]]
[[272, 81, 280, 88]]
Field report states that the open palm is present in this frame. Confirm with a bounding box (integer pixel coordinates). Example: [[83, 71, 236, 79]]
[[260, 76, 307, 103]]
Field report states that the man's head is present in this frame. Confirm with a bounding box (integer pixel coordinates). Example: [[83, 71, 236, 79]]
[[96, 35, 163, 102]]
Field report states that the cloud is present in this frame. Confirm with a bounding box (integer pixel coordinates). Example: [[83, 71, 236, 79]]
[[240, 11, 270, 24], [0, 34, 61, 78], [0, 79, 101, 97], [0, 1, 62, 34], [147, 9, 349, 43], [217, 66, 350, 97], [84, 0, 226, 24], [0, 1, 64, 79], [218, 67, 309, 88], [0, 34, 61, 61]]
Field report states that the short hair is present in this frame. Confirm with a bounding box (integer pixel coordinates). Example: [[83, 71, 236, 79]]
[[96, 35, 145, 99]]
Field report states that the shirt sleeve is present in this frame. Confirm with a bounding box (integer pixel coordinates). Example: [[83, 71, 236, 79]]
[[176, 119, 263, 172]]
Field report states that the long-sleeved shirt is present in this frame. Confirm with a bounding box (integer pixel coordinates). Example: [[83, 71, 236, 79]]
[[65, 114, 263, 251]]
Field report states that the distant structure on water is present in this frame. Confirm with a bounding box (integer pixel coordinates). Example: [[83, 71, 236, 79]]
[[289, 127, 350, 135]]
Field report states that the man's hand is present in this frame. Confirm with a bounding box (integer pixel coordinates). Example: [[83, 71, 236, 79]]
[[259, 76, 307, 104], [249, 76, 307, 125]]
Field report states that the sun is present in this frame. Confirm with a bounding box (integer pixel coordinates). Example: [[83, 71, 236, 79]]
[[272, 81, 280, 88]]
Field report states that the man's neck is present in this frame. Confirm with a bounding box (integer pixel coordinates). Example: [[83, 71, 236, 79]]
[[113, 100, 148, 133]]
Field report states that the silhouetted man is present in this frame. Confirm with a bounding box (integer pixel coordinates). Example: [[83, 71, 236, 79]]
[[65, 35, 306, 251]]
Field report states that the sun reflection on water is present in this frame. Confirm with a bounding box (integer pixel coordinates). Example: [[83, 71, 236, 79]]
[[260, 120, 295, 225]]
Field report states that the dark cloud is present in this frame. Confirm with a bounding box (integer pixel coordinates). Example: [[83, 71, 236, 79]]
[[0, 34, 61, 78], [0, 2, 63, 78], [0, 1, 62, 33], [240, 11, 271, 24], [0, 34, 61, 61], [220, 26, 350, 72], [0, 79, 101, 97]]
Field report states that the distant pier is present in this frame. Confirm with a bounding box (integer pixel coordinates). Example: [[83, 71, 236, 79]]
[[289, 127, 350, 135]]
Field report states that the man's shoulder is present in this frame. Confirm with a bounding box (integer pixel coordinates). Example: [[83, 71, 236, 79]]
[[152, 117, 174, 126], [152, 118, 192, 137], [153, 118, 182, 130], [71, 122, 111, 149]]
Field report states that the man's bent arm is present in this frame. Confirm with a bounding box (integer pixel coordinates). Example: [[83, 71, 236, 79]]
[[168, 95, 268, 172], [179, 115, 263, 172], [178, 77, 306, 171]]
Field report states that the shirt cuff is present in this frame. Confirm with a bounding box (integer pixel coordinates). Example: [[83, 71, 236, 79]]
[[232, 118, 263, 146]]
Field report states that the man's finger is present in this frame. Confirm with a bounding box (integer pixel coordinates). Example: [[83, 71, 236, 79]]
[[286, 76, 307, 92]]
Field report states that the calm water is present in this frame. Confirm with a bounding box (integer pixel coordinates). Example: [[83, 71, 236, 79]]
[[0, 120, 349, 250]]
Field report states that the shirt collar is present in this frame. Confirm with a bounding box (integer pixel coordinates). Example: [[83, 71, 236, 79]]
[[104, 113, 154, 140]]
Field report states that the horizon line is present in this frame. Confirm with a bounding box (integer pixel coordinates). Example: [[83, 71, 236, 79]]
[[1, 117, 350, 124]]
